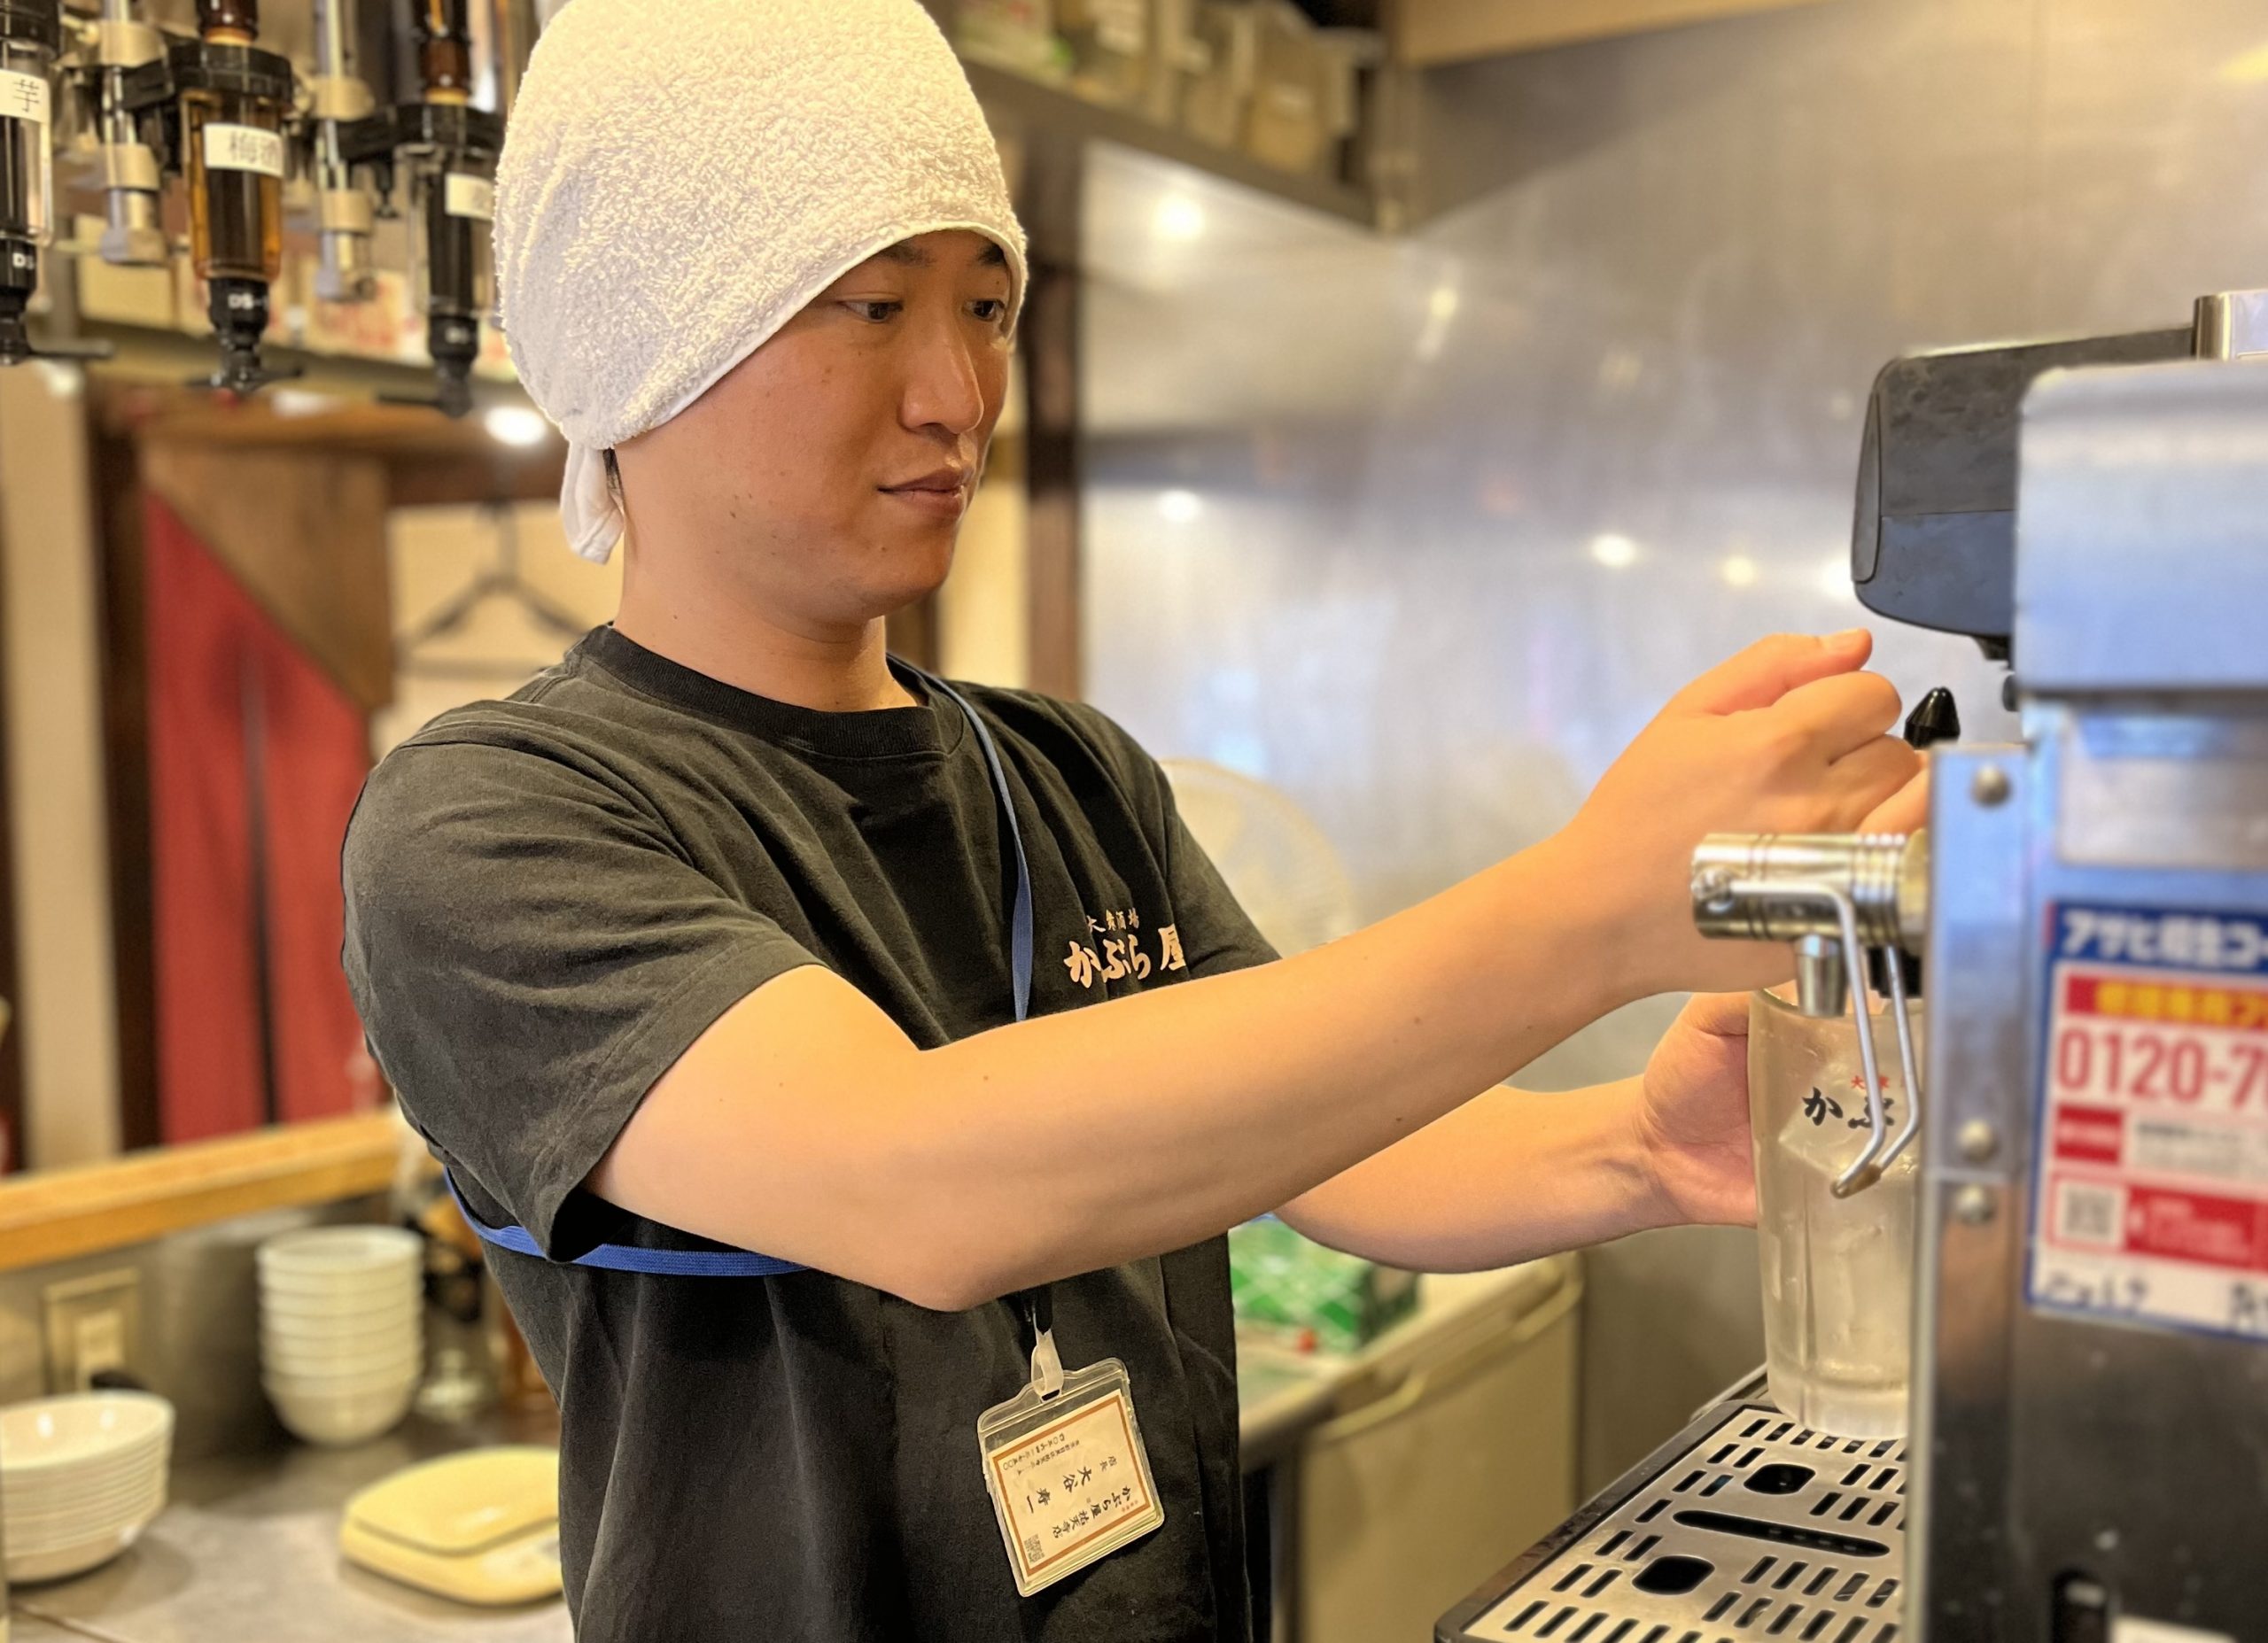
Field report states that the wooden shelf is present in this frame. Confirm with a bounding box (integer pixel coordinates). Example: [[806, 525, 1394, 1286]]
[[76, 320, 528, 414], [0, 1113, 424, 1275], [1392, 0, 1833, 66], [964, 59, 1380, 236]]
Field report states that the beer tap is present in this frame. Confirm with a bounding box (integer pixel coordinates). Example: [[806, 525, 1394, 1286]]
[[122, 0, 302, 391], [1690, 831, 1930, 1197], [345, 0, 499, 416], [0, 0, 104, 362], [1687, 691, 1957, 1194]]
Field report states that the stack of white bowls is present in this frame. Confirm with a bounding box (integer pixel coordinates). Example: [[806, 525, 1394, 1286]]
[[0, 1391, 174, 1583], [258, 1226, 425, 1446]]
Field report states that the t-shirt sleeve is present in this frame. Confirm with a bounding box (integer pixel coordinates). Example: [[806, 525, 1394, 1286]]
[[340, 732, 817, 1258]]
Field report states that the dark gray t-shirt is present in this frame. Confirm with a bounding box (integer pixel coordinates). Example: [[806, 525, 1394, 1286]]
[[340, 626, 1278, 1642]]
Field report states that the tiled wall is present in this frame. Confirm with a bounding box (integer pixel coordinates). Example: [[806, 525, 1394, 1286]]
[[1078, 0, 2268, 1489]]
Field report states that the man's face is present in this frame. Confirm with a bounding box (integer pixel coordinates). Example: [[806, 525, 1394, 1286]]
[[617, 229, 1015, 631]]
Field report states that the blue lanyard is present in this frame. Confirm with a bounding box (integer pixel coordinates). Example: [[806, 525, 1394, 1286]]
[[447, 663, 1035, 1277]]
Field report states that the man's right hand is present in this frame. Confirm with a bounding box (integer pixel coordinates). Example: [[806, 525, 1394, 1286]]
[[1557, 630, 1921, 998]]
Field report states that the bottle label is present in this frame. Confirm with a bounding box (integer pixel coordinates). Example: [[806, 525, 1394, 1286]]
[[445, 173, 494, 221], [203, 123, 285, 179], [0, 69, 50, 126]]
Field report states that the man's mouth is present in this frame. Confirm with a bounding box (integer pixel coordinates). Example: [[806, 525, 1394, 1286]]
[[880, 466, 973, 516], [882, 466, 971, 495]]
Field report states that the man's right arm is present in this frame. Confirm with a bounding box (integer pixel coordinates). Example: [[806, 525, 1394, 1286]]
[[591, 631, 1918, 1309]]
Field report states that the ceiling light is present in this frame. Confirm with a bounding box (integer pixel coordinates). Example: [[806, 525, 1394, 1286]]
[[1720, 554, 1759, 588], [1153, 195, 1206, 243], [2220, 42, 2268, 81], [1158, 488, 1203, 525], [1588, 532, 1638, 570], [1818, 554, 1852, 598], [1417, 282, 1461, 362]]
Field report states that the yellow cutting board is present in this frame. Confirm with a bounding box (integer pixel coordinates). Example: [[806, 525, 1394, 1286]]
[[339, 1445, 563, 1606]]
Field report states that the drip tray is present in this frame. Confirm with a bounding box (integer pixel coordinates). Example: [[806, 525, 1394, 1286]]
[[1464, 1407, 1907, 1643]]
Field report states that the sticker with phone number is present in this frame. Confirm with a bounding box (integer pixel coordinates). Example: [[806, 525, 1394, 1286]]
[[2030, 902, 2268, 1339]]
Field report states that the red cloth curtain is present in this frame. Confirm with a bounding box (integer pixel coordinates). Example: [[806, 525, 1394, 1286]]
[[144, 497, 376, 1143]]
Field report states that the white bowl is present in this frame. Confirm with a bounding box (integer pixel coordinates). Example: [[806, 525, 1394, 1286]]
[[260, 1304, 421, 1337], [6, 1501, 167, 1548], [256, 1265, 422, 1302], [4, 1451, 167, 1516], [261, 1345, 424, 1386], [266, 1378, 416, 1447], [258, 1278, 422, 1314], [259, 1305, 423, 1338], [259, 1303, 421, 1339], [4, 1462, 166, 1513], [0, 1436, 167, 1487], [260, 1323, 422, 1368], [5, 1484, 166, 1546], [6, 1501, 166, 1544], [257, 1226, 423, 1277], [0, 1394, 174, 1480], [259, 1248, 419, 1290], [5, 1509, 161, 1584], [266, 1350, 426, 1386]]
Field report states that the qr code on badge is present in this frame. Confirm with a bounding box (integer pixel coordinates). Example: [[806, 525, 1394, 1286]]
[[2057, 1181, 2124, 1245], [1022, 1535, 1044, 1562]]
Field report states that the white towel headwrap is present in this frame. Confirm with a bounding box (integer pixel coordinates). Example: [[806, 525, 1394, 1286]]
[[494, 0, 1029, 562]]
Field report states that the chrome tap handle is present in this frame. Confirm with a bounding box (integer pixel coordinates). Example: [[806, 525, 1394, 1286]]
[[1689, 832, 1932, 1197], [1818, 887, 1891, 1198], [1876, 946, 1924, 1171]]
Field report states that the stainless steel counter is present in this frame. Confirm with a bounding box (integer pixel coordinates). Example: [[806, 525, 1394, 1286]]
[[11, 1406, 572, 1643], [6, 1264, 1567, 1640], [12, 1618, 85, 1642]]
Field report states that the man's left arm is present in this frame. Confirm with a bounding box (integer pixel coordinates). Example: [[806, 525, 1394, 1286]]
[[1278, 993, 1755, 1270]]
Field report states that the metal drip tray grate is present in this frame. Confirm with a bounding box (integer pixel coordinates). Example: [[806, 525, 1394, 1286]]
[[1466, 1407, 1907, 1643]]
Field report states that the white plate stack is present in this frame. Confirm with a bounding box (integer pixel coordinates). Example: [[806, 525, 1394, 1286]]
[[0, 1392, 175, 1584], [259, 1226, 426, 1446]]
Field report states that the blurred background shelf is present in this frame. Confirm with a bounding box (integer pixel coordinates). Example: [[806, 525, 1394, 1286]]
[[965, 58, 1381, 236]]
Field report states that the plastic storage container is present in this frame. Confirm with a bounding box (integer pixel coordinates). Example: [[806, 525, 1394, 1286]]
[[1178, 0, 1256, 149], [951, 0, 1070, 83], [1748, 987, 1923, 1438], [1058, 0, 1147, 107], [1242, 1, 1326, 173]]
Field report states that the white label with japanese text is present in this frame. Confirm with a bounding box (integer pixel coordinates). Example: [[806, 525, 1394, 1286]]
[[2030, 902, 2268, 1340], [202, 123, 284, 178], [444, 172, 493, 221], [0, 70, 50, 126], [978, 1358, 1163, 1596]]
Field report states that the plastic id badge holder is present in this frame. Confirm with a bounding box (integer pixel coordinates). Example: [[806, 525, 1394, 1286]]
[[977, 1324, 1164, 1596]]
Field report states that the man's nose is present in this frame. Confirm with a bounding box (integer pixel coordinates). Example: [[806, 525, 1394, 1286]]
[[902, 320, 990, 437]]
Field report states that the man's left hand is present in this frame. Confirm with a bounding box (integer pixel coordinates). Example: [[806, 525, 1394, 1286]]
[[1629, 762, 1929, 1229], [1635, 993, 1757, 1227]]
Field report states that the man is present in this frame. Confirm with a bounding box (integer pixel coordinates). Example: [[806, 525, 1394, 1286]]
[[341, 1, 1923, 1636]]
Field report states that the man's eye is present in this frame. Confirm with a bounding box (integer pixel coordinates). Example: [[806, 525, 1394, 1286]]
[[970, 298, 1007, 323], [846, 300, 901, 322]]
